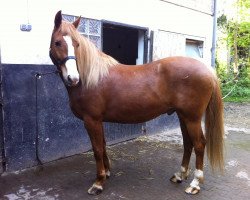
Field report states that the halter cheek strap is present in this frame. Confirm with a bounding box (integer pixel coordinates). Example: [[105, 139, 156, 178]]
[[49, 50, 76, 67], [60, 56, 77, 66]]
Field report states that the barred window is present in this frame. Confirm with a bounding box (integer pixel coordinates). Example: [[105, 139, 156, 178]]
[[62, 14, 102, 49]]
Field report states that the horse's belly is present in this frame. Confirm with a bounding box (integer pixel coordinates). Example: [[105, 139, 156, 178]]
[[103, 100, 171, 123], [104, 112, 163, 124]]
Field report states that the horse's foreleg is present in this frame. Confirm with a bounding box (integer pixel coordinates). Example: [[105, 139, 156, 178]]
[[84, 118, 106, 195], [170, 118, 192, 183], [103, 136, 111, 178], [184, 120, 206, 195]]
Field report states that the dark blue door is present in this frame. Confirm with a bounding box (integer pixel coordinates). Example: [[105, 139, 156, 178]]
[[0, 62, 4, 173]]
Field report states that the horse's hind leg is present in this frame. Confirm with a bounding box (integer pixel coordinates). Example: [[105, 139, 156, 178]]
[[170, 117, 192, 183], [184, 120, 206, 195]]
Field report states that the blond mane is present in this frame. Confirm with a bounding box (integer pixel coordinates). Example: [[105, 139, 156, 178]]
[[61, 21, 119, 88]]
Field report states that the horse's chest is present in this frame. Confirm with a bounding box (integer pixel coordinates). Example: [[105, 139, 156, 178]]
[[69, 98, 83, 119]]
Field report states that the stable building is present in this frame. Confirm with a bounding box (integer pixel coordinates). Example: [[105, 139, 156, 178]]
[[0, 0, 216, 172]]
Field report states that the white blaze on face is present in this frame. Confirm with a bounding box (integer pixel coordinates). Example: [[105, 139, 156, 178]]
[[63, 36, 79, 85]]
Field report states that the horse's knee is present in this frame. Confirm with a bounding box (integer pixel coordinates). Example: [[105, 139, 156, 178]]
[[193, 139, 206, 157]]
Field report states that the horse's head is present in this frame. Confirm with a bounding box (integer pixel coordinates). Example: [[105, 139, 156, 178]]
[[49, 11, 81, 87]]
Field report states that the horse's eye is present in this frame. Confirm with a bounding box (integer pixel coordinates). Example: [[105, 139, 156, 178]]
[[55, 41, 61, 47]]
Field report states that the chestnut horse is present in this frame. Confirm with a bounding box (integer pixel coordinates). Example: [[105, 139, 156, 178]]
[[49, 11, 224, 195]]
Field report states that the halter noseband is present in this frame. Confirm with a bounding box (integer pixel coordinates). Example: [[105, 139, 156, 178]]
[[49, 50, 76, 67]]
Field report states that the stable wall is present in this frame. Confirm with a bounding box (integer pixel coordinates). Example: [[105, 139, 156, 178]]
[[0, 0, 215, 172], [0, 0, 214, 65]]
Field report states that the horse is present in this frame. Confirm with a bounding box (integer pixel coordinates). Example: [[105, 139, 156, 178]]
[[49, 11, 224, 195]]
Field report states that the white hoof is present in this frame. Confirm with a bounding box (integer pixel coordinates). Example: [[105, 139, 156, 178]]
[[88, 183, 103, 195], [185, 186, 200, 195], [185, 169, 203, 195], [170, 166, 190, 183], [170, 173, 183, 183]]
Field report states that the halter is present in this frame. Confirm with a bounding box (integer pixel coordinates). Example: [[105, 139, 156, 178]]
[[49, 50, 76, 67]]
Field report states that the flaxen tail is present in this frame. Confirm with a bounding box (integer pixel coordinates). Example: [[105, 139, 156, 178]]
[[205, 77, 224, 172]]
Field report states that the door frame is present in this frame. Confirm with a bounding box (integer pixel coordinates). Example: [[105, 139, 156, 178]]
[[0, 47, 5, 173], [102, 20, 149, 64]]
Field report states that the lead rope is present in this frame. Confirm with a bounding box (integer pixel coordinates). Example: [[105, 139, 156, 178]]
[[34, 70, 60, 172], [222, 82, 238, 100], [222, 71, 239, 100], [35, 74, 43, 171]]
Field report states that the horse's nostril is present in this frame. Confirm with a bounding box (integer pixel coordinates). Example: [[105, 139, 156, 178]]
[[67, 75, 72, 83], [67, 75, 79, 86]]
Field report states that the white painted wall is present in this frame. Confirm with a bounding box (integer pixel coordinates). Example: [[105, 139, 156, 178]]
[[0, 0, 214, 65]]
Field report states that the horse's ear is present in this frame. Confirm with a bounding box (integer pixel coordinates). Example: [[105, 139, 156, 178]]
[[54, 10, 62, 29], [73, 16, 81, 29]]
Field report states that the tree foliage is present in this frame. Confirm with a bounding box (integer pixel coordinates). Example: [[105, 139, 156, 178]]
[[217, 0, 250, 102], [218, 0, 250, 61]]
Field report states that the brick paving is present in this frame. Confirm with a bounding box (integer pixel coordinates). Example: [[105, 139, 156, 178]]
[[1, 129, 250, 200]]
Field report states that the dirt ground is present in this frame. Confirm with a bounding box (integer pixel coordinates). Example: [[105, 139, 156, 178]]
[[224, 102, 250, 130], [0, 102, 250, 200]]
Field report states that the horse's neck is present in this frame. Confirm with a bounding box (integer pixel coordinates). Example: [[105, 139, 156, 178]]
[[99, 51, 118, 67]]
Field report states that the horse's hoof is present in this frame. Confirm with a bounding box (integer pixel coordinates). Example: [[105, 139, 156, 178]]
[[87, 184, 103, 195], [185, 186, 200, 195], [170, 175, 182, 183]]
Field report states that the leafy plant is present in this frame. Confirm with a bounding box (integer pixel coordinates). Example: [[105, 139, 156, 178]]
[[217, 62, 250, 102], [216, 0, 250, 102]]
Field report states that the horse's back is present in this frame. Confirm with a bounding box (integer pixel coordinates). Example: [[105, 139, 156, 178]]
[[160, 56, 214, 77]]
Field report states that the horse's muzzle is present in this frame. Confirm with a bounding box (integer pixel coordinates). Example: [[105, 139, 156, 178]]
[[67, 75, 79, 86]]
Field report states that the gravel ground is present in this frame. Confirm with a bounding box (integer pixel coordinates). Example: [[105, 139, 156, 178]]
[[224, 102, 250, 132]]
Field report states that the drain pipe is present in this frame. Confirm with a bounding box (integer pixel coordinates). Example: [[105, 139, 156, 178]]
[[211, 0, 217, 68]]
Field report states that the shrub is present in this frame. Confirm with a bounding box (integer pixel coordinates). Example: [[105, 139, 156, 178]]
[[216, 62, 250, 102]]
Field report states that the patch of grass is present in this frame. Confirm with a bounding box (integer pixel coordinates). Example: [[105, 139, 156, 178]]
[[223, 96, 250, 103], [217, 63, 250, 103], [222, 81, 250, 102]]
